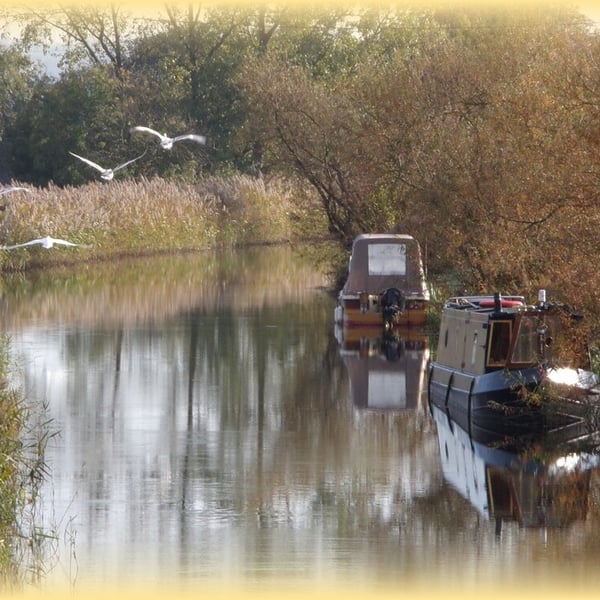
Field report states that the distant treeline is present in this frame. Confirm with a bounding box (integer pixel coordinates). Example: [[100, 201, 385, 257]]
[[3, 3, 600, 321]]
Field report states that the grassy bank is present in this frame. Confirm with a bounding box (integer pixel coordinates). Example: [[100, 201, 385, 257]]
[[0, 336, 52, 590], [0, 174, 330, 271]]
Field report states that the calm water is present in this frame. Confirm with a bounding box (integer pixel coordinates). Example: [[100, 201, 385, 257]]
[[2, 246, 600, 592]]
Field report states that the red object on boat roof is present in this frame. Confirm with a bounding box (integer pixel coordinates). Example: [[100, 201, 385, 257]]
[[478, 299, 524, 308]]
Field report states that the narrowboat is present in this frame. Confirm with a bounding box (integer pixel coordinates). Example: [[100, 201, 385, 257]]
[[431, 401, 600, 529], [333, 234, 430, 330], [428, 290, 600, 434]]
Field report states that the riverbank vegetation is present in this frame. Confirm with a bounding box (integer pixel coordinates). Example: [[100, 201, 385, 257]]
[[2, 2, 600, 323], [0, 174, 328, 270], [0, 336, 52, 589]]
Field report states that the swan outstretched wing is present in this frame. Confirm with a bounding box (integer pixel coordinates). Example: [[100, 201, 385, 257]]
[[172, 134, 206, 145], [1, 238, 44, 250], [0, 187, 30, 195], [48, 237, 89, 247], [130, 126, 166, 142], [69, 152, 106, 173]]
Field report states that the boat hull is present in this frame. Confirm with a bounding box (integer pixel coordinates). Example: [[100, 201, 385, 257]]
[[427, 362, 585, 435]]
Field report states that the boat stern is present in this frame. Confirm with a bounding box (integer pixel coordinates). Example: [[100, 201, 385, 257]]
[[334, 290, 429, 329]]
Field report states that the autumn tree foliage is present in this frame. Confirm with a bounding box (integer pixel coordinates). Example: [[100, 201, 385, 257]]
[[237, 6, 600, 317]]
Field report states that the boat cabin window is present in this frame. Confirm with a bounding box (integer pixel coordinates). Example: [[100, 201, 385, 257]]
[[367, 244, 406, 276], [487, 320, 512, 366], [510, 316, 539, 365]]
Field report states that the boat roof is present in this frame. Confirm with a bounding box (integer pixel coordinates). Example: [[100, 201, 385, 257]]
[[342, 234, 429, 296], [352, 233, 418, 243]]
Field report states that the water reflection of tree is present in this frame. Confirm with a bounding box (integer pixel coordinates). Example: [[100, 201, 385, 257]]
[[0, 246, 328, 330], [179, 292, 442, 535]]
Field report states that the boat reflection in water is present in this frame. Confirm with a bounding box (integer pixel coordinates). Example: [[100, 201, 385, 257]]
[[335, 325, 430, 411], [430, 399, 600, 530]]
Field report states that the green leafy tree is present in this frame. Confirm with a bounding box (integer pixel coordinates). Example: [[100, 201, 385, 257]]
[[0, 45, 39, 181], [126, 5, 245, 176], [236, 8, 447, 241], [10, 66, 135, 185]]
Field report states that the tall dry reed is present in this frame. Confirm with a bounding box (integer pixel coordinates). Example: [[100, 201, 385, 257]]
[[0, 175, 327, 270]]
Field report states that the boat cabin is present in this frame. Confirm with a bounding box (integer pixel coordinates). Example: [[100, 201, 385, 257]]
[[435, 292, 563, 376], [334, 234, 430, 329]]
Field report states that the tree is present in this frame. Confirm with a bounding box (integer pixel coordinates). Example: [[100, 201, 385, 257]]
[[0, 45, 39, 181], [14, 3, 142, 81], [10, 66, 134, 186], [126, 5, 245, 175], [237, 3, 600, 313], [236, 8, 448, 241]]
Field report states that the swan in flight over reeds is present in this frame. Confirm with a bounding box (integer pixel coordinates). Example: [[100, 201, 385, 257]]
[[0, 186, 31, 195], [0, 236, 91, 250], [130, 126, 206, 149], [69, 150, 146, 180]]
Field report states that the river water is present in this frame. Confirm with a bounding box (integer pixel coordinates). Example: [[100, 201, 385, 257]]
[[1, 246, 600, 594]]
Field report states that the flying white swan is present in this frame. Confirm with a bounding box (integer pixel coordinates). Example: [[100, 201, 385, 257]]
[[0, 236, 91, 250], [0, 186, 31, 195], [130, 126, 206, 149], [69, 150, 146, 180]]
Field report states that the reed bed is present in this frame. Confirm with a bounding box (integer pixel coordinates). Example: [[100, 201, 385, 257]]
[[0, 174, 328, 271]]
